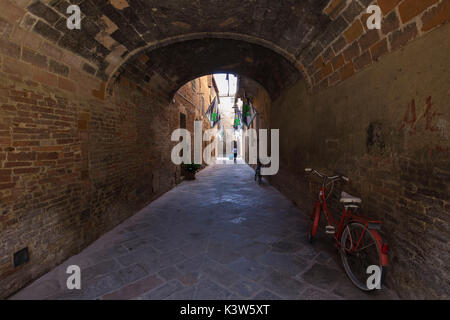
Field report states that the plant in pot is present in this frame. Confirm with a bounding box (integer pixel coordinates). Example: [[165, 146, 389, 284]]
[[182, 163, 202, 180]]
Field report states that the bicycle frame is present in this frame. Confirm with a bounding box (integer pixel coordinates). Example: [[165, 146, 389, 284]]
[[310, 185, 387, 266]]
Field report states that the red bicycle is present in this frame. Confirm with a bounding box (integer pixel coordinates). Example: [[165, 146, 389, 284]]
[[305, 168, 388, 291]]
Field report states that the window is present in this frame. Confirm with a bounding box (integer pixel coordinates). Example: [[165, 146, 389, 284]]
[[201, 96, 205, 114], [191, 80, 197, 92]]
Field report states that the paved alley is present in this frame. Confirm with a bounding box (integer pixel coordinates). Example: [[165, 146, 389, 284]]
[[12, 162, 398, 300]]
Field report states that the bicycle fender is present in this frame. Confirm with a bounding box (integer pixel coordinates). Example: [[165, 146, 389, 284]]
[[370, 229, 388, 267]]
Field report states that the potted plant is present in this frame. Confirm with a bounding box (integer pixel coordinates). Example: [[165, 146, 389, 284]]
[[182, 163, 202, 180]]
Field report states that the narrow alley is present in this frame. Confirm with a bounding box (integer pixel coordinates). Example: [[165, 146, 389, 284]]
[[0, 0, 448, 302], [12, 162, 397, 300]]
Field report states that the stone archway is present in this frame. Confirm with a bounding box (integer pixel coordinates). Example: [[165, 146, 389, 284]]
[[0, 0, 449, 299]]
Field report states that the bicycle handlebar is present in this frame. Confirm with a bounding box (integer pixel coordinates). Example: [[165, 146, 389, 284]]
[[305, 168, 349, 182]]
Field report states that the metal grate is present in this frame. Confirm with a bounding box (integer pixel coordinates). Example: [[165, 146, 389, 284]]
[[13, 247, 29, 268]]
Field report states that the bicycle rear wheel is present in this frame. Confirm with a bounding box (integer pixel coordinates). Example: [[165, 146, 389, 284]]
[[340, 222, 383, 291]]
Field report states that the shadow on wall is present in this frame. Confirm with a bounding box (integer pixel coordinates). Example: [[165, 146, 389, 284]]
[[267, 22, 450, 299]]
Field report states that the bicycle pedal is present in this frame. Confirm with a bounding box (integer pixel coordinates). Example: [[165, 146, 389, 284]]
[[325, 225, 335, 234]]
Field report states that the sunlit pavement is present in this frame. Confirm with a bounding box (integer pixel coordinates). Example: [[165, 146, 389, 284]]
[[12, 163, 398, 300]]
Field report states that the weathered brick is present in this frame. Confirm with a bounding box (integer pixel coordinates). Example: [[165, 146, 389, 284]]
[[343, 41, 360, 62], [4, 161, 32, 168], [13, 167, 40, 174], [306, 63, 315, 77], [61, 52, 83, 69], [358, 29, 380, 52], [2, 57, 29, 77], [13, 140, 40, 147], [344, 19, 364, 43], [95, 32, 116, 50], [7, 152, 36, 161], [332, 53, 345, 70], [0, 16, 13, 37], [359, 13, 372, 32], [0, 169, 12, 176], [354, 50, 372, 70], [332, 36, 347, 54], [83, 63, 97, 75], [33, 68, 58, 87], [22, 47, 48, 69], [27, 1, 60, 25], [20, 13, 37, 31], [33, 146, 63, 152], [324, 0, 347, 18], [0, 38, 21, 59], [49, 60, 69, 77], [377, 0, 402, 15], [0, 0, 26, 24], [389, 22, 418, 52], [58, 76, 76, 92], [370, 38, 388, 61], [77, 120, 88, 130], [329, 16, 349, 38], [321, 61, 333, 78], [40, 41, 63, 60], [12, 27, 42, 51], [33, 20, 61, 43], [398, 0, 439, 24], [92, 82, 106, 100], [313, 70, 322, 85], [340, 61, 354, 80], [328, 71, 340, 86], [382, 11, 400, 35], [313, 56, 325, 72], [342, 0, 364, 23], [0, 182, 15, 189], [422, 0, 450, 32], [37, 152, 59, 160], [323, 47, 334, 62]]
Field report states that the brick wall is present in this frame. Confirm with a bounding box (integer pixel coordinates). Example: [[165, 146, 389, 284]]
[[0, 0, 222, 298], [306, 0, 450, 91], [0, 0, 448, 299], [267, 22, 450, 299], [0, 39, 213, 297]]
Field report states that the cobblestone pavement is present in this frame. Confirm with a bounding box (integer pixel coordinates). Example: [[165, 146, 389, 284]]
[[12, 161, 399, 300]]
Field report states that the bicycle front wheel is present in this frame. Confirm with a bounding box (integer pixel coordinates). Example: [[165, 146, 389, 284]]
[[340, 222, 383, 291]]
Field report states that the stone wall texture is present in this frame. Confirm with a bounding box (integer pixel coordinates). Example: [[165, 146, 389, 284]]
[[267, 22, 450, 299], [0, 0, 449, 299], [0, 38, 215, 296]]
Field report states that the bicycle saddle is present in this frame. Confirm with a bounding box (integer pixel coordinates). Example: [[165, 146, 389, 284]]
[[340, 192, 362, 204]]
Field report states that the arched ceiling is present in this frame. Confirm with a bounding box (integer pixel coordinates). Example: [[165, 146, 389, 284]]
[[44, 0, 330, 57], [114, 38, 302, 99], [26, 0, 334, 90]]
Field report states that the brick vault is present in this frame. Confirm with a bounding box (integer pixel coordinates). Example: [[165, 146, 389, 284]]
[[0, 0, 449, 299]]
